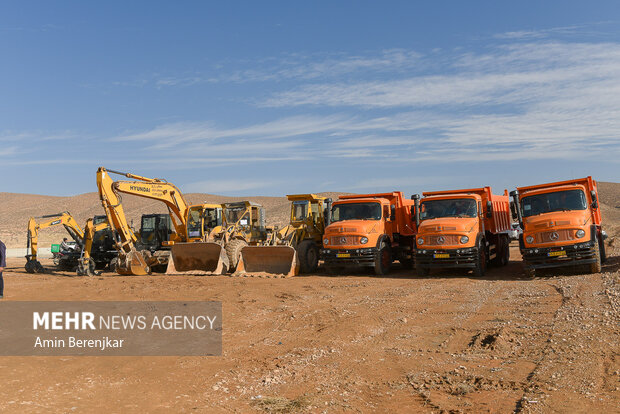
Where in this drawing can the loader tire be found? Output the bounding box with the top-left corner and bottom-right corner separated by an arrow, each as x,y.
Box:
226,239 -> 248,272
298,240 -> 319,274
590,238 -> 602,274
374,242 -> 392,276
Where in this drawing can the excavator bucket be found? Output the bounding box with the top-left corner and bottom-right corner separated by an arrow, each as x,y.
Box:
116,251 -> 150,276
166,242 -> 228,275
235,246 -> 299,277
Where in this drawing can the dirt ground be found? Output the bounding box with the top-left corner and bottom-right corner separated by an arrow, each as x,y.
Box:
0,243 -> 618,413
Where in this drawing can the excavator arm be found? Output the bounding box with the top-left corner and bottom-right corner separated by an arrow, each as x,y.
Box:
25,212 -> 84,273
96,167 -> 191,275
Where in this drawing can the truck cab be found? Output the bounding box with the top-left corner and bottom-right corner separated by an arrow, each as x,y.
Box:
511,177 -> 606,277
414,187 -> 511,277
320,192 -> 416,275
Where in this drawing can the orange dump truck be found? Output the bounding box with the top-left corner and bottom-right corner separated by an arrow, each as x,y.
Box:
510,176 -> 606,277
320,192 -> 416,275
413,187 -> 511,277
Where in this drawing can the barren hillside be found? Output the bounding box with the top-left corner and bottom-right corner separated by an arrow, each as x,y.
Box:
0,191 -> 350,249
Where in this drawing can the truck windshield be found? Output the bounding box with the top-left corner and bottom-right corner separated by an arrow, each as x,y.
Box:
420,198 -> 477,219
331,202 -> 381,222
521,189 -> 587,217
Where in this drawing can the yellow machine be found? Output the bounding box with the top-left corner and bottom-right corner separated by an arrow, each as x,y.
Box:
97,167 -> 190,275
76,217 -> 113,276
170,201 -> 269,274
167,203 -> 228,274
236,194 -> 331,277
25,212 -> 84,273
97,167 -> 226,276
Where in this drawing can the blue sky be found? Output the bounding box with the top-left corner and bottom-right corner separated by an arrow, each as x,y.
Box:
1,1 -> 620,197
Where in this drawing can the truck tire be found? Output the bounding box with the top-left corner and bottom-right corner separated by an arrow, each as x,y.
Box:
298,240 -> 319,274
416,266 -> 430,277
599,233 -> 607,264
374,242 -> 392,276
590,238 -> 602,274
473,241 -> 486,277
226,239 -> 248,272
524,266 -> 536,278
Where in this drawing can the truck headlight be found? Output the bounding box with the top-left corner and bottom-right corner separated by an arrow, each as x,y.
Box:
575,229 -> 585,238
323,238 -> 329,245
360,237 -> 368,244
526,235 -> 534,244
460,236 -> 469,244
417,237 -> 424,245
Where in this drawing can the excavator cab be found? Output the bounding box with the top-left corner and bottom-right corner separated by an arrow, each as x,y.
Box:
138,214 -> 173,252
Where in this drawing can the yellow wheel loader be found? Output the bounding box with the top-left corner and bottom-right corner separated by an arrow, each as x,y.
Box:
235,194 -> 331,277
25,212 -> 84,273
169,201 -> 269,274
166,203 -> 229,275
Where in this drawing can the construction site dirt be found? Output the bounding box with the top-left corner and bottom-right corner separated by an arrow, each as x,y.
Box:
0,242 -> 618,413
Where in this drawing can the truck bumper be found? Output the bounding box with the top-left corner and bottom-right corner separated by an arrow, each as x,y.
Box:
521,240 -> 597,270
415,247 -> 478,269
320,247 -> 378,267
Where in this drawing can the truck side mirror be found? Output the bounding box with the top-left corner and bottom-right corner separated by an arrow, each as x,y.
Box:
510,202 -> 518,221
390,205 -> 396,221
590,190 -> 598,209
486,201 -> 493,218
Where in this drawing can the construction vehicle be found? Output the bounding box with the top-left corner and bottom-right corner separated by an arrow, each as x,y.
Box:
320,192 -> 416,275
25,212 -> 84,273
167,203 -> 228,274
76,215 -> 117,276
413,187 -> 511,277
170,201 -> 269,274
97,167 -> 188,275
510,177 -> 606,277
235,194 -> 331,277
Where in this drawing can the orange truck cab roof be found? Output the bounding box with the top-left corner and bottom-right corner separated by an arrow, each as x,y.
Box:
421,187 -> 511,234
517,176 -> 601,226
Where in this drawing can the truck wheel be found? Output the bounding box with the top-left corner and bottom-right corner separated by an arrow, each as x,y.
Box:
473,242 -> 486,277
226,239 -> 248,272
599,234 -> 607,263
374,242 -> 392,276
298,240 -> 319,273
590,238 -> 602,274
502,236 -> 510,266
416,266 -> 430,277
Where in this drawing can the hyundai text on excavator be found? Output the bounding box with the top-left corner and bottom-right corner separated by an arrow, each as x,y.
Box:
320,192 -> 416,275
235,194 -> 331,277
510,176 -> 606,277
25,211 -> 84,273
413,187 -> 512,277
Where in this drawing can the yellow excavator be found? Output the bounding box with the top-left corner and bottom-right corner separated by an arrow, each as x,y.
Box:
169,201 -> 270,274
97,167 -> 226,275
25,212 -> 84,273
236,194 -> 331,277
76,216 -> 116,276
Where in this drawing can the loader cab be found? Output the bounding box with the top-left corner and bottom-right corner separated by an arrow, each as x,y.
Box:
139,214 -> 173,252
187,205 -> 223,239
223,202 -> 265,230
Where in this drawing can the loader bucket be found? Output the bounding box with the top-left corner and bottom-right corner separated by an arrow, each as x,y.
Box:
235,246 -> 299,277
167,242 -> 228,275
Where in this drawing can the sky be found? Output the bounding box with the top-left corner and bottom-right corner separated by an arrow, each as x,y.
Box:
1,1 -> 620,197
